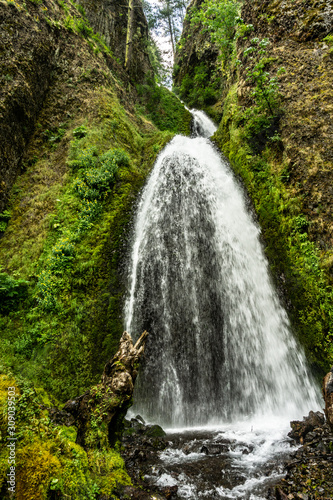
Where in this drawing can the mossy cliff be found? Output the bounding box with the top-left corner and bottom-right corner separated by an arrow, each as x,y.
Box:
175,0 -> 333,375
0,0 -> 190,497
173,0 -> 223,113
73,0 -> 153,83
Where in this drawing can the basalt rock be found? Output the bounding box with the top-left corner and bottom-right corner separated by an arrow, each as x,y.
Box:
74,0 -> 153,83
323,366 -> 333,430
120,417 -> 168,499
0,0 -> 152,213
275,383 -> 333,498
289,410 -> 325,443
173,0 -> 223,110
50,331 -> 148,449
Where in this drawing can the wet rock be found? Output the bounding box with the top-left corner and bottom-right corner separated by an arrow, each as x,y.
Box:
145,424 -> 167,439
275,488 -> 289,500
135,414 -> 146,425
121,419 -> 168,499
200,443 -> 229,455
119,485 -> 166,499
289,411 -> 325,443
275,402 -> 333,498
159,485 -> 178,499
323,366 -> 333,430
49,408 -> 75,427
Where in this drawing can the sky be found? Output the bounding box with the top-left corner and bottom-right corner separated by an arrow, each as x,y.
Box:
144,0 -> 187,74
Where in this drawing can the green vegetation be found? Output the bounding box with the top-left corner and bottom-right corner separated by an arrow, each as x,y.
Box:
136,79 -> 192,134
191,0 -> 240,65
174,0 -> 241,110
236,37 -> 285,153
179,0 -> 333,373
36,147 -> 129,311
0,52 -> 184,500
0,0 -> 193,497
0,268 -> 29,314
0,89 -> 176,398
177,62 -> 221,108
0,374 -> 131,500
0,210 -> 11,233
214,82 -> 333,373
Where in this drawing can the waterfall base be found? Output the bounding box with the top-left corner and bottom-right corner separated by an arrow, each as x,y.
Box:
121,419 -> 297,499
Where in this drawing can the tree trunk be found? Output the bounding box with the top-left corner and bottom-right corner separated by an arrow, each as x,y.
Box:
49,331 -> 149,449
125,0 -> 136,71
166,2 -> 176,56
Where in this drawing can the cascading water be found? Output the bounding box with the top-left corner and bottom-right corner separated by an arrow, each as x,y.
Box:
125,109 -> 320,428
124,110 -> 321,498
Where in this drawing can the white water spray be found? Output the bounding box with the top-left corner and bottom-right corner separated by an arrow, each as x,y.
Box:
124,110 -> 320,428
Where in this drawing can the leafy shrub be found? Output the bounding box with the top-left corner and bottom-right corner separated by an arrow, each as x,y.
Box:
36,148 -> 129,310
191,0 -> 240,63
75,18 -> 93,38
0,210 -> 11,233
73,125 -> 88,139
49,236 -> 75,273
36,270 -> 58,311
68,146 -> 99,172
292,215 -> 309,234
0,268 -> 29,314
42,127 -> 66,145
236,38 -> 285,153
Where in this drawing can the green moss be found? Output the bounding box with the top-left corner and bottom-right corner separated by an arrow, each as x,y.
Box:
176,62 -> 221,110
136,80 -> 192,135
0,79 -> 176,401
214,82 -> 333,375
0,374 -> 132,500
16,441 -> 61,500
88,449 -> 131,496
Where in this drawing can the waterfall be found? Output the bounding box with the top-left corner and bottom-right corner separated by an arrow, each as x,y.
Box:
124,110 -> 320,428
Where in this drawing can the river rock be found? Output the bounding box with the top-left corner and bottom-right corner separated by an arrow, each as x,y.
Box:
323,366 -> 333,430
288,410 -> 325,443
200,443 -> 229,455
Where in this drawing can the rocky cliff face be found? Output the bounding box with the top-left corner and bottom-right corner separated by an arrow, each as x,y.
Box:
175,0 -> 333,374
0,2 -> 190,497
173,0 -> 222,111
240,0 -> 333,250
0,0 -> 152,213
75,0 -> 153,82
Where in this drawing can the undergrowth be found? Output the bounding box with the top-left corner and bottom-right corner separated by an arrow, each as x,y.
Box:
214,82 -> 333,373
0,84 -> 175,401
0,373 -> 131,500
136,79 -> 192,134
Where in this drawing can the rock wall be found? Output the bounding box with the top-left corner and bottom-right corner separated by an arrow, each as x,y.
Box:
75,0 -> 153,83
240,0 -> 333,251
0,2 -> 58,212
0,0 -> 152,213
175,0 -> 333,373
174,0 -> 218,85
173,0 -> 223,113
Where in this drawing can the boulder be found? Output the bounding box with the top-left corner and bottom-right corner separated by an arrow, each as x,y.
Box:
289,411 -> 325,443
323,366 -> 333,430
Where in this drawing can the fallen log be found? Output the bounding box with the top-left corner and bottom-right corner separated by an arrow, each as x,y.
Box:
49,331 -> 148,449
